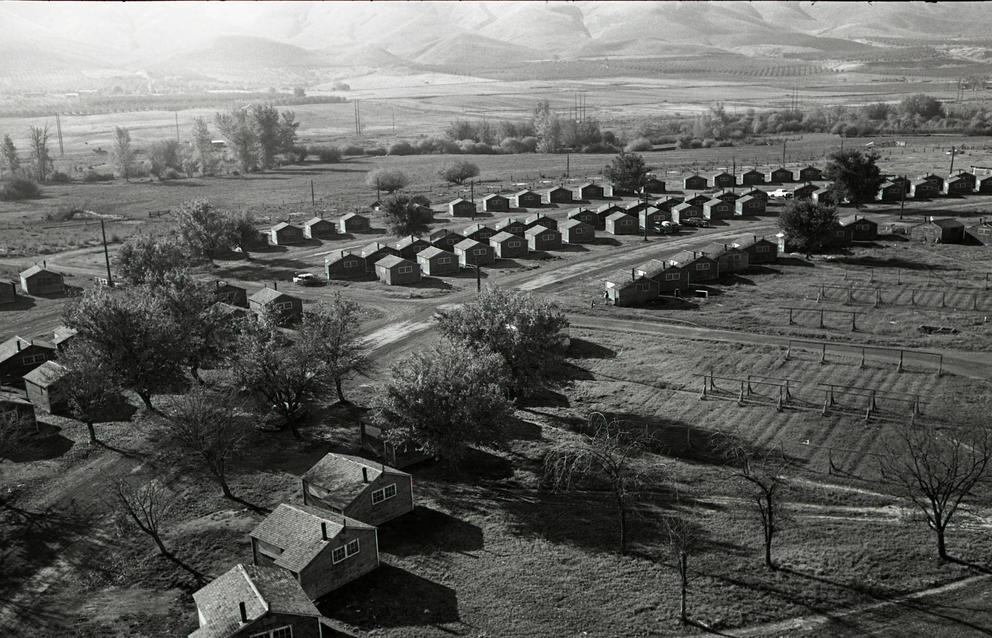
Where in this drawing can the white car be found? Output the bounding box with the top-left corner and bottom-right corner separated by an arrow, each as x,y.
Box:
769,188 -> 793,199
292,273 -> 319,286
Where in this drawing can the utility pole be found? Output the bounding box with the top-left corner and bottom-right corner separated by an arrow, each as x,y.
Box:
311,180 -> 315,209
782,140 -> 787,167
175,111 -> 180,142
949,145 -> 956,175
55,113 -> 64,157
375,177 -> 380,204
392,107 -> 395,135
475,264 -> 481,293
565,152 -> 570,178
899,175 -> 906,220
100,219 -> 113,286
641,187 -> 649,242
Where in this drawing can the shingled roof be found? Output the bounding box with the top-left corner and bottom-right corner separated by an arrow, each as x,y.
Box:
23,360 -> 65,387
303,453 -> 408,509
249,287 -> 288,305
190,563 -> 319,638
250,503 -> 373,573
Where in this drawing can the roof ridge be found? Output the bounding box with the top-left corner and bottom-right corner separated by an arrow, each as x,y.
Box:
238,564 -> 268,617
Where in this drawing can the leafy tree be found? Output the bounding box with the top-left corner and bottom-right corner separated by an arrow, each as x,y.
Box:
163,388 -> 250,499
28,124 -> 53,183
1,134 -> 20,178
229,210 -> 260,260
533,100 -> 561,153
365,168 -> 409,194
174,199 -> 237,262
190,117 -> 216,176
604,151 -> 648,194
0,177 -> 41,201
382,194 -> 433,238
251,104 -> 281,170
148,139 -> 182,180
435,287 -> 569,398
113,235 -> 187,286
277,110 -> 299,157
778,200 -> 838,255
822,148 -> 883,208
899,94 -> 944,120
880,422 -> 991,561
154,270 -> 232,382
308,145 -> 341,163
215,108 -> 257,173
371,341 -> 510,466
0,410 -> 31,462
112,126 -> 135,181
114,478 -> 204,583
544,414 -> 653,554
63,286 -> 185,410
446,119 -> 476,141
58,341 -> 121,444
297,295 -> 373,403
440,160 -> 480,185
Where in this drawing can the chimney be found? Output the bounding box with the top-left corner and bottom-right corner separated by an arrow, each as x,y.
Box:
16,340 -> 21,352
362,467 -> 369,483
239,602 -> 247,623
43,260 -> 46,269
753,235 -> 757,243
321,522 -> 328,540
273,281 -> 278,291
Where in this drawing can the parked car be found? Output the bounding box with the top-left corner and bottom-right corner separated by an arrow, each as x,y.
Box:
681,218 -> 710,228
769,188 -> 792,199
293,272 -> 320,286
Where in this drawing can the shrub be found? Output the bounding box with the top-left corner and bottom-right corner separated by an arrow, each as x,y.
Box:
83,170 -> 114,183
366,168 -> 409,193
364,147 -> 387,157
308,145 -> 342,163
440,160 -> 480,185
624,137 -> 653,152
49,171 -> 72,184
0,177 -> 41,201
163,167 -> 181,180
388,141 -> 416,156
341,144 -> 364,156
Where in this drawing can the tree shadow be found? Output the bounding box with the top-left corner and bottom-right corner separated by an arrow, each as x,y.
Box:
490,259 -> 526,270
447,268 -> 490,280
377,505 -> 484,557
776,256 -> 815,267
557,243 -> 590,253
835,255 -> 959,271
721,273 -> 757,286
3,428 -> 75,462
567,338 -> 617,359
503,415 -> 542,441
248,243 -> 289,254
316,564 -> 460,629
520,251 -> 553,261
0,296 -> 35,312
406,277 -> 453,291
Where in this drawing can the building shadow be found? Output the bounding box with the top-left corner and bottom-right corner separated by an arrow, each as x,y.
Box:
317,564 -> 459,629
377,505 -> 484,557
556,244 -> 590,253
589,237 -> 621,246
566,338 -> 617,360
406,277 -> 453,291
503,415 -> 542,441
0,296 -> 35,312
776,256 -> 815,267
3,427 -> 75,462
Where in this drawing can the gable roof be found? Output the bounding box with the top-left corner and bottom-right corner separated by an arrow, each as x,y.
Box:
702,243 -> 741,256
271,222 -> 294,232
20,265 -> 58,279
417,246 -> 452,260
304,452 -> 408,508
931,218 -> 964,229
0,336 -> 52,364
495,217 -> 523,229
670,250 -> 712,265
490,231 -> 517,243
513,189 -> 537,197
635,258 -> 670,279
361,242 -> 392,256
340,212 -> 368,221
325,250 -> 362,266
51,325 -> 78,346
448,198 -> 469,206
395,236 -> 428,250
190,563 -> 319,638
462,223 -> 489,234
596,203 -> 622,213
703,198 -> 730,208
249,287 -> 293,305
454,238 -> 485,251
250,503 -> 373,573
23,360 -> 66,387
561,218 -> 590,230
566,207 -> 593,218
525,225 -> 558,237
429,228 -> 463,241
606,211 -> 633,222
732,235 -> 774,249
305,217 -> 333,227
375,254 -> 411,269
672,202 -> 699,211
482,192 -> 508,201
839,215 -> 877,227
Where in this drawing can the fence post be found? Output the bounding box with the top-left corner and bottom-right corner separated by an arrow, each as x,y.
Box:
897,350 -> 904,373
820,309 -> 825,329
874,289 -> 881,308
911,289 -> 917,306
828,386 -> 835,406
860,347 -> 866,368
847,286 -> 853,304
788,308 -> 795,325
941,291 -> 947,308
738,380 -> 746,406
820,342 -> 827,364
851,312 -> 857,332
700,375 -> 708,400
746,374 -> 753,395
822,390 -> 830,415
936,354 -> 943,377
785,341 -> 792,361
974,294 -> 979,311
776,386 -> 784,412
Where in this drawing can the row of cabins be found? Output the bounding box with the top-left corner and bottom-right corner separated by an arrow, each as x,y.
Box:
452,182 -> 620,216
683,166 -> 824,190
269,212 -> 380,245
191,452 -> 417,638
876,171 -> 992,202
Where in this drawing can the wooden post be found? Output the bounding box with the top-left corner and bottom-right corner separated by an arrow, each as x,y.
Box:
700,375 -> 708,400
475,264 -> 481,293
897,350 -> 904,373
936,354 -> 943,377
820,342 -> 827,364
819,309 -> 825,329
859,346 -> 866,369
746,374 -> 752,395
738,380 -> 746,405
784,341 -> 792,361
822,391 -> 830,416
828,386 -> 835,406
911,289 -> 916,306
851,311 -> 857,332
784,379 -> 792,401
941,291 -> 947,308
874,289 -> 881,308
869,268 -> 874,283
788,308 -> 794,325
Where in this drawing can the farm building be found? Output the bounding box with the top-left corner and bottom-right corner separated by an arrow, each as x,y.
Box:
683,174 -> 707,190
523,213 -> 557,231
644,177 -> 666,193
0,280 -> 16,305
684,194 -> 711,208
249,288 -> 302,324
417,246 -> 459,276
338,212 -> 370,234
914,217 -> 966,244
360,242 -> 400,271
708,171 -> 736,189
212,281 -> 248,308
606,212 -> 639,235
448,198 -> 477,217
394,236 -> 432,260
269,222 -> 304,245
375,255 -> 422,286
526,226 -> 562,251
0,336 -> 56,387
715,191 -> 739,204
824,225 -> 854,248
325,251 -> 367,280
839,215 -> 879,241
735,194 -> 766,216
0,390 -> 37,434
668,251 -> 719,283
250,503 -> 379,601
733,236 -> 778,264
640,207 -> 671,231
481,193 -> 510,213
454,238 -> 495,267
19,265 -> 64,296
636,259 -> 689,292
604,272 -> 660,307
51,326 -> 78,352
494,217 -> 527,237
188,563 -> 322,638
920,173 -> 945,186
572,182 -> 607,200
490,231 -> 528,259
511,189 -> 542,209
302,452 -> 414,526
653,196 -> 684,212
793,184 -> 819,200
567,207 -> 599,228
360,420 -> 434,469
623,200 -> 652,217
740,169 -> 765,186
943,174 -> 974,195
798,166 -> 823,182
542,185 -> 573,204
976,175 -> 992,193
671,202 -> 703,224
561,219 -> 595,244
741,188 -> 768,202
767,167 -> 795,183
463,223 -> 495,243
910,178 -> 940,199
702,198 -> 734,221
876,181 -> 905,202
23,360 -> 67,414
702,243 -> 749,274
810,189 -> 837,206
302,217 -> 336,239
429,229 -> 465,251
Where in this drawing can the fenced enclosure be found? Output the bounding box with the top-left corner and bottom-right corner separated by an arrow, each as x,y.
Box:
808,282 -> 991,312
784,339 -> 943,375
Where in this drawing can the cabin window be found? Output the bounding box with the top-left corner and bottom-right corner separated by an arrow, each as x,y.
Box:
543,234 -> 555,240
474,248 -> 487,255
251,626 -> 293,638
437,257 -> 451,264
696,263 -> 711,270
372,483 -> 397,505
634,283 -> 649,292
21,353 -> 47,366
835,230 -> 845,237
331,540 -> 359,564
665,273 -> 681,281
398,266 -> 413,274
273,301 -> 293,312
346,539 -> 360,557
756,245 -> 769,252
508,241 -> 520,248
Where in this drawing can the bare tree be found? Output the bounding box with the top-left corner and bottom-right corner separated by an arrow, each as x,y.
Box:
59,342 -> 121,444
163,389 -> 250,499
114,478 -> 204,583
28,124 -> 52,183
663,505 -> 699,625
880,423 -> 991,561
301,295 -> 374,403
112,126 -> 135,181
544,414 -> 652,554
719,437 -> 791,570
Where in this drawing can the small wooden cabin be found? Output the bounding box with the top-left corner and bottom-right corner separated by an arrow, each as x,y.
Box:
417,246 -> 459,276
